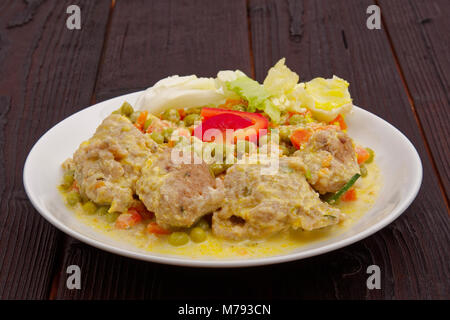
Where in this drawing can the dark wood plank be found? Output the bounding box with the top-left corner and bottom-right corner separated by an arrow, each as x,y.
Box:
249,0 -> 449,299
53,0 -> 449,300
378,0 -> 450,199
0,0 -> 110,299
54,0 -> 255,299
94,0 -> 252,102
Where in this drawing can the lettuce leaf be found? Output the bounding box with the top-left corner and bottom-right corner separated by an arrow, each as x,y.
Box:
226,76 -> 280,122
263,58 -> 299,97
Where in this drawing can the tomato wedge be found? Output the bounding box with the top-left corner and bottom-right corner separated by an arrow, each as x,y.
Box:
194,108 -> 268,143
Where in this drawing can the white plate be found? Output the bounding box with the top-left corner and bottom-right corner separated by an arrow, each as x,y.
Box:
23,91 -> 422,267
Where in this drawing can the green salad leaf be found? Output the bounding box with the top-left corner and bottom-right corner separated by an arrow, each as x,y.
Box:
226,76 -> 280,123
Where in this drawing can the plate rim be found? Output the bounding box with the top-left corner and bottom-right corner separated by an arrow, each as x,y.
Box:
23,91 -> 423,268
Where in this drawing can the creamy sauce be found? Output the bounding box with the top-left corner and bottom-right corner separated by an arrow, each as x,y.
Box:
63,161 -> 381,259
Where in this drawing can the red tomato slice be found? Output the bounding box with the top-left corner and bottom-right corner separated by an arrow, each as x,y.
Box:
195,108 -> 268,143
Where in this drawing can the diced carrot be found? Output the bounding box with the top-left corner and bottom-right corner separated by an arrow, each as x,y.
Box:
129,202 -> 154,220
239,248 -> 248,255
94,181 -> 105,189
71,181 -> 79,192
342,188 -> 357,202
178,109 -> 186,120
330,114 -> 347,130
115,209 -> 142,229
322,155 -> 333,167
290,128 -> 312,149
147,222 -> 171,235
134,111 -> 148,131
356,146 -> 370,164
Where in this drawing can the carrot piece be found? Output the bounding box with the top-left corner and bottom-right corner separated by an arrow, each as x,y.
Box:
115,209 -> 142,229
147,222 -> 171,235
94,181 -> 105,189
178,109 -> 186,120
330,114 -> 347,130
356,146 -> 370,164
129,202 -> 154,220
290,128 -> 312,149
134,111 -> 148,131
70,181 -> 79,192
342,188 -> 357,202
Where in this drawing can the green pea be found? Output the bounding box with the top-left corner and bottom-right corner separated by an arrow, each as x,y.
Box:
185,107 -> 202,115
162,109 -> 180,123
196,219 -> 210,231
66,191 -> 81,206
105,212 -> 120,223
82,201 -> 97,215
62,171 -> 74,189
143,118 -> 153,131
162,127 -> 174,142
120,102 -> 134,117
96,206 -> 109,216
183,114 -> 201,127
150,131 -> 164,144
365,148 -> 375,164
190,227 -> 207,243
129,111 -> 141,123
236,140 -> 252,155
289,114 -> 306,125
232,104 -> 246,112
279,126 -> 291,142
279,144 -> 290,155
168,232 -> 189,246
360,165 -> 368,177
305,169 -> 312,180
210,163 -> 226,176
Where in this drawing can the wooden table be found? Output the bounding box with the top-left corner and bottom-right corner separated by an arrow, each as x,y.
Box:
0,0 -> 448,300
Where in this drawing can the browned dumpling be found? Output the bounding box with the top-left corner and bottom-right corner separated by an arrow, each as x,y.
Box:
71,114 -> 157,213
295,128 -> 360,194
136,149 -> 224,229
212,158 -> 343,240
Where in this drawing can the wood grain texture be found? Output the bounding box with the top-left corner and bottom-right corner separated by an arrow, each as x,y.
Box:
378,0 -> 450,199
94,0 -> 252,102
0,0 -> 110,299
19,0 -> 448,300
54,0 -> 254,299
249,0 -> 449,299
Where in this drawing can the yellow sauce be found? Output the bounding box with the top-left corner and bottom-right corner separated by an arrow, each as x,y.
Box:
63,162 -> 381,259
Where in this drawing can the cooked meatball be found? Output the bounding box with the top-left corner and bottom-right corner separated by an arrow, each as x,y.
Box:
212,158 -> 342,240
136,149 -> 224,229
71,114 -> 157,212
295,128 -> 360,194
